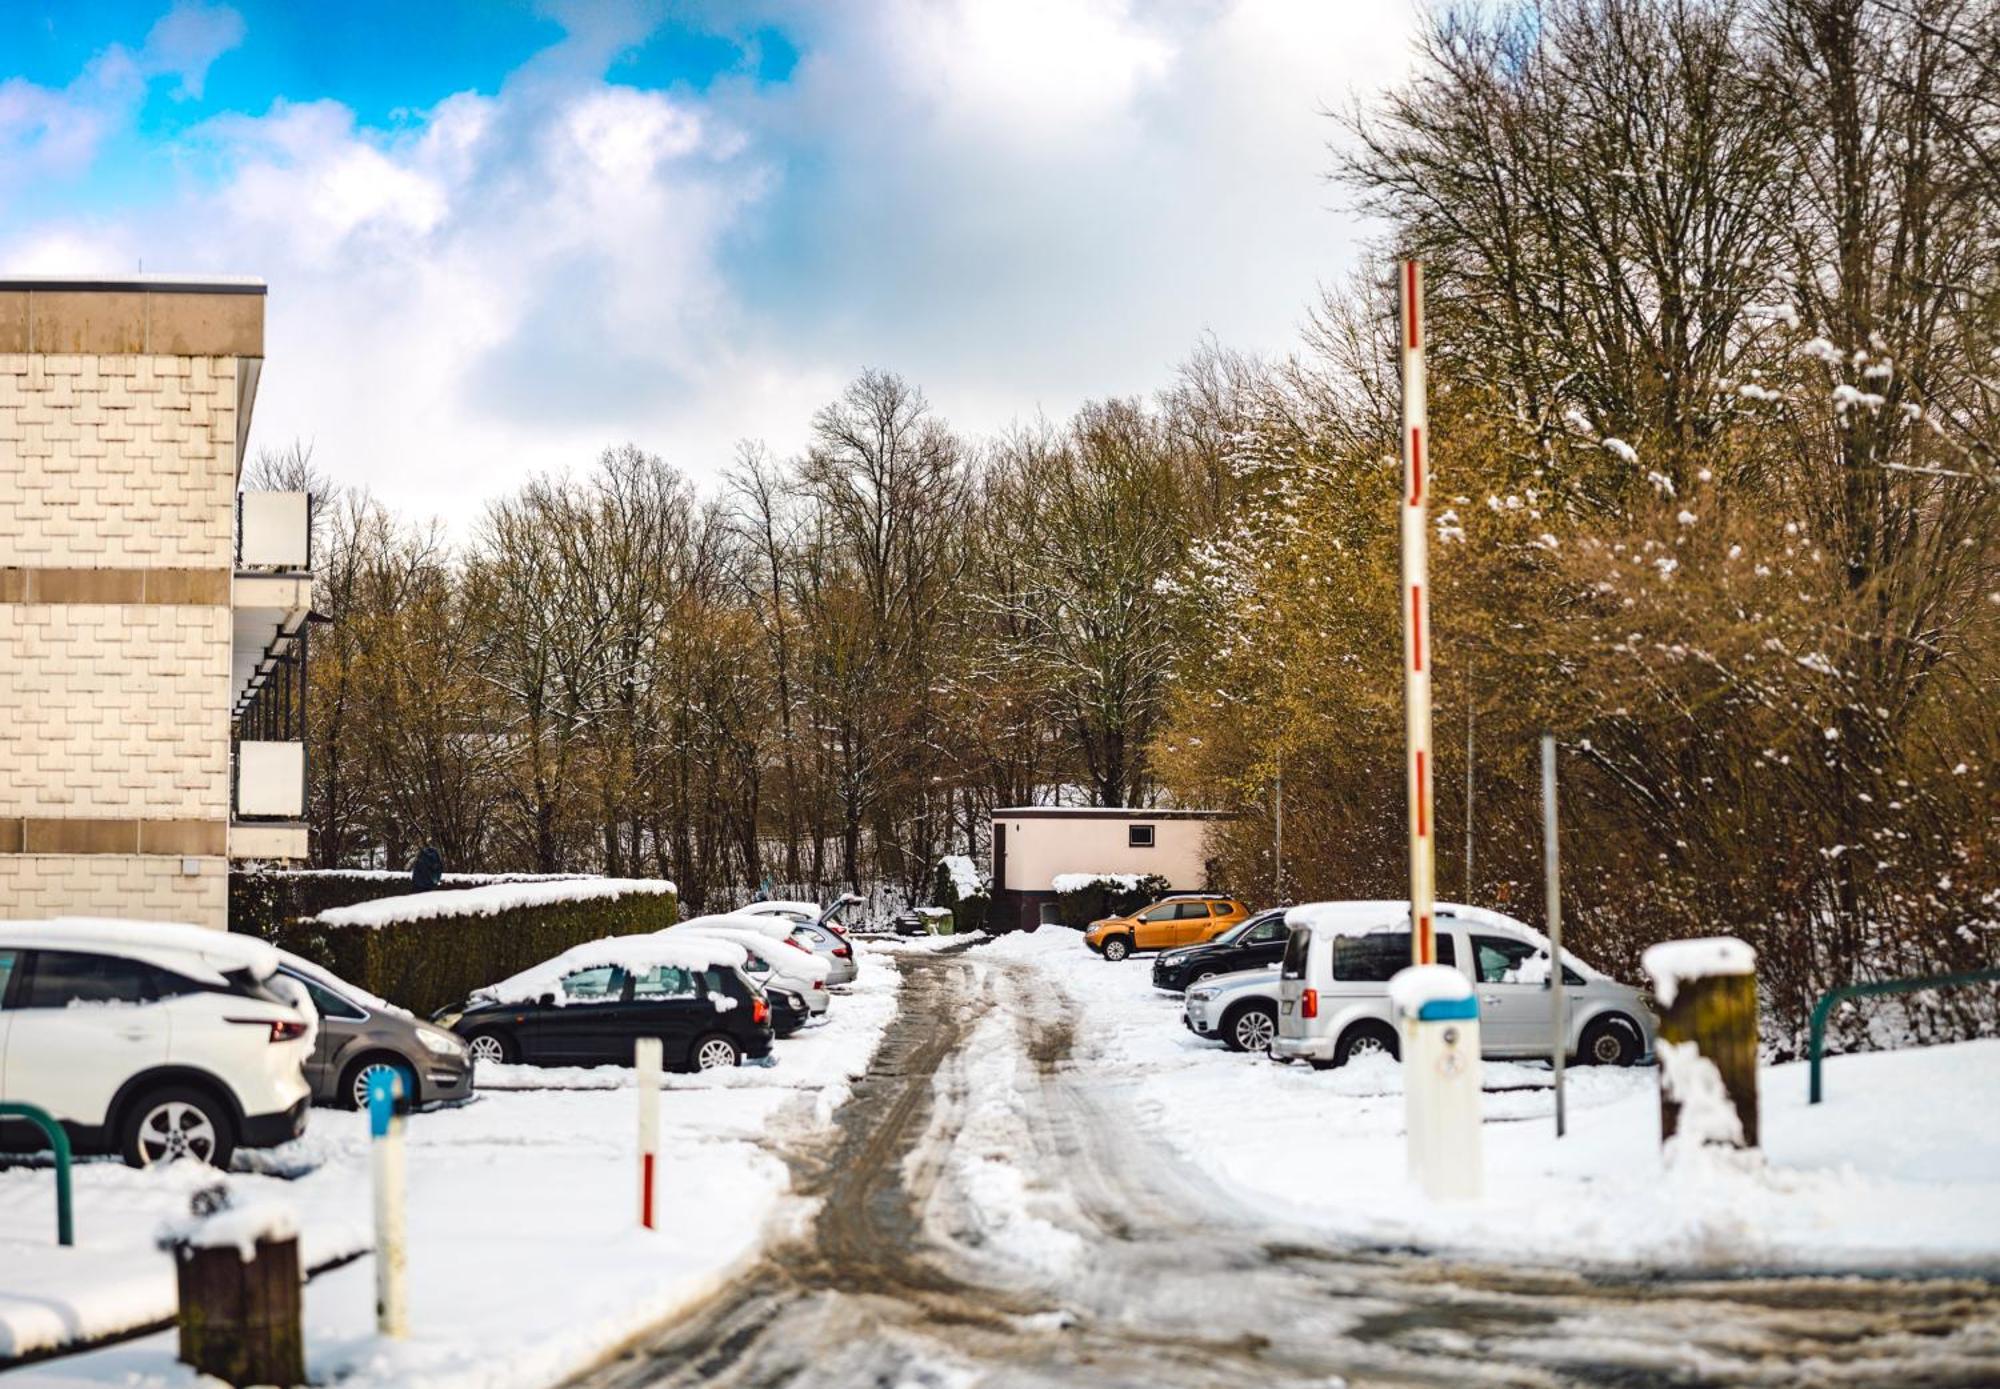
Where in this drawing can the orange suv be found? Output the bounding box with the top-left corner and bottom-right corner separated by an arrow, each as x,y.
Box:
1084,895 -> 1250,962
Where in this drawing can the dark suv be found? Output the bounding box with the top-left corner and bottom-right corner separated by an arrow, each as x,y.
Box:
1151,908 -> 1292,992
440,961 -> 774,1072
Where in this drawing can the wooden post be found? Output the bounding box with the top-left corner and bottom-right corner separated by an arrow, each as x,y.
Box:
1642,938 -> 1759,1150
174,1236 -> 305,1387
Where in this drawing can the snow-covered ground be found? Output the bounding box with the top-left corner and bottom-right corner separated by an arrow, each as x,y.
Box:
0,947 -> 904,1385
985,927 -> 2000,1273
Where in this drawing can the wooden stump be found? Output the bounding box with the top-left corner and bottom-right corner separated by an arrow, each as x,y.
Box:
1658,970 -> 1759,1149
175,1235 -> 305,1387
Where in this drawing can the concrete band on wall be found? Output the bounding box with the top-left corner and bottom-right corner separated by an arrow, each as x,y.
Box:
0,285 -> 264,359
0,818 -> 227,855
0,567 -> 231,604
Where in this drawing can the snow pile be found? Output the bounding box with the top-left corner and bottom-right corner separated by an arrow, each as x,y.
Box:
1051,872 -> 1146,894
940,854 -> 985,899
317,878 -> 676,929
158,1195 -> 300,1262
1387,964 -> 1473,1015
1642,936 -> 1756,1006
251,869 -> 590,884
475,932 -> 747,1006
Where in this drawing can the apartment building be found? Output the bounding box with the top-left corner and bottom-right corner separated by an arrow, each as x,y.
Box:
0,276 -> 313,929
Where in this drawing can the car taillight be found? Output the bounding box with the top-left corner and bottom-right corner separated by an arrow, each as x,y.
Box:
812,980 -> 826,991
827,923 -> 850,937
1301,989 -> 1319,1019
833,945 -> 852,958
751,998 -> 769,1025
228,1017 -> 309,1042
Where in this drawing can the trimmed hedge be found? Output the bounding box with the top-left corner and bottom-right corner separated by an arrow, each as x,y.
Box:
1052,873 -> 1172,929
255,883 -> 678,1018
932,857 -> 990,935
230,867 -> 588,937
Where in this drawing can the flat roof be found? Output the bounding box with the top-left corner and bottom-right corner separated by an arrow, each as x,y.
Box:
0,274 -> 265,295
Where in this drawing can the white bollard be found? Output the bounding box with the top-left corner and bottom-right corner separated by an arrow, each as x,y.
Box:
366,1069 -> 407,1338
635,1037 -> 662,1230
1391,965 -> 1484,1202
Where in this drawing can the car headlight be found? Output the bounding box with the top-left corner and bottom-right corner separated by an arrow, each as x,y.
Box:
1162,953 -> 1186,966
1188,987 -> 1217,1003
415,1026 -> 466,1056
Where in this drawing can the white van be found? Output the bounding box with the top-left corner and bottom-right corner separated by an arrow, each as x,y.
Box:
1271,901 -> 1655,1069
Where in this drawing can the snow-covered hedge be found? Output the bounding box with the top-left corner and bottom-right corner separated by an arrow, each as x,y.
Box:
933,854 -> 989,935
1051,872 -> 1171,928
229,866 -> 592,935
268,879 -> 679,1018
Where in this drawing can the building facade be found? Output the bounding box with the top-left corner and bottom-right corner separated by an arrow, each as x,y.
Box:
0,277 -> 312,929
987,806 -> 1227,932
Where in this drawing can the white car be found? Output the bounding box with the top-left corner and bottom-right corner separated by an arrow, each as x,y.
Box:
1272,901 -> 1657,1069
1183,967 -> 1283,1052
740,898 -> 861,986
0,919 -> 314,1168
669,914 -> 832,1019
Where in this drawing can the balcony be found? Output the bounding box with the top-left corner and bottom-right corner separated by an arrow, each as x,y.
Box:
231,490 -> 316,861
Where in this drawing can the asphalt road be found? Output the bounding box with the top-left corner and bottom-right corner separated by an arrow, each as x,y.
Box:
570,944 -> 2000,1389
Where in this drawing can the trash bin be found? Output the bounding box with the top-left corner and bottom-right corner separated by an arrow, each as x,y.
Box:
1388,964 -> 1484,1202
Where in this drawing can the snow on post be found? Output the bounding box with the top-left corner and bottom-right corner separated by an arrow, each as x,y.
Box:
1399,257 -> 1438,969
159,1187 -> 304,1385
1642,937 -> 1759,1152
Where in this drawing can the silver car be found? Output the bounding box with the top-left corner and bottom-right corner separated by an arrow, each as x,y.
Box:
277,952 -> 474,1110
1183,967 -> 1283,1052
1271,901 -> 1657,1069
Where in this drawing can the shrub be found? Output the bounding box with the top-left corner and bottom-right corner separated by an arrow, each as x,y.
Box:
1051,873 -> 1172,929
230,867 -> 589,936
260,880 -> 678,1018
933,855 -> 990,935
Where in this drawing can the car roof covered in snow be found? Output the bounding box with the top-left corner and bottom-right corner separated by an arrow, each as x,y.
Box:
670,921 -> 832,981
738,900 -> 822,919
0,917 -> 281,984
475,932 -> 750,1005
1282,901 -> 1611,982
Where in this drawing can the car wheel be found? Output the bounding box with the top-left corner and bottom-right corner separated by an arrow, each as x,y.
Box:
1578,1015 -> 1642,1066
344,1056 -> 417,1112
120,1086 -> 234,1169
1102,937 -> 1132,963
1223,1003 -> 1278,1054
465,1031 -> 514,1065
692,1033 -> 742,1071
1334,1021 -> 1401,1067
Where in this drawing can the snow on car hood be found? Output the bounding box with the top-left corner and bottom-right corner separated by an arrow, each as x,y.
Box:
474,933 -> 749,1006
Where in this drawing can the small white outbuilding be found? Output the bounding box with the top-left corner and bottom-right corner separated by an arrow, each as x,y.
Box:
988,806 -> 1228,932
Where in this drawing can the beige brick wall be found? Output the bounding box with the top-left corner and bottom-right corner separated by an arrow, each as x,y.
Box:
0,352 -> 240,568
0,603 -> 231,817
0,854 -> 226,928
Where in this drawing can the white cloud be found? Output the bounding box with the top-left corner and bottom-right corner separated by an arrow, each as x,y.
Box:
0,0 -> 1415,526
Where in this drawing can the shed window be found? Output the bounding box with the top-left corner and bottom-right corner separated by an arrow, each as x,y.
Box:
1128,824 -> 1156,847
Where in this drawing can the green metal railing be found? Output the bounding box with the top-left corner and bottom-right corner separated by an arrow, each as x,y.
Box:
1809,967 -> 2000,1104
0,1102 -> 74,1245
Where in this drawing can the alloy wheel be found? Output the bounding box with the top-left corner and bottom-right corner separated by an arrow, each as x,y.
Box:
696,1038 -> 738,1071
1104,940 -> 1129,962
1592,1028 -> 1630,1064
1234,1010 -> 1276,1051
137,1100 -> 218,1167
352,1061 -> 409,1109
468,1034 -> 507,1064
1348,1035 -> 1388,1059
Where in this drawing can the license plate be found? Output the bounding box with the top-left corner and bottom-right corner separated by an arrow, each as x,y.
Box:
1282,1001 -> 1294,1014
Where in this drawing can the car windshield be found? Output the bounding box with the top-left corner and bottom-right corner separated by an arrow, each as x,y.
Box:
1210,914 -> 1269,946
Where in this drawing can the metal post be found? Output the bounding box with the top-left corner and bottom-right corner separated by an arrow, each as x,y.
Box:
367,1070 -> 408,1338
1464,662 -> 1475,902
1542,734 -> 1566,1138
636,1037 -> 662,1229
1400,258 -> 1436,967
1273,748 -> 1284,902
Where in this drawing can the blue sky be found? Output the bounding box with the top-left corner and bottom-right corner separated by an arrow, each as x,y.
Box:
1,1 -> 1412,521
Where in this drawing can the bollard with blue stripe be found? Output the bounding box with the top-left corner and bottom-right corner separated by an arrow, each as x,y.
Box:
367,1068 -> 408,1337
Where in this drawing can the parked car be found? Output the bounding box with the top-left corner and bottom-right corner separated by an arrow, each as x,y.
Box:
767,985 -> 811,1038
1271,901 -> 1657,1069
275,951 -> 472,1112
437,934 -> 774,1072
1152,907 -> 1292,992
1183,967 -> 1283,1052
0,919 -> 313,1168
1083,894 -> 1251,962
670,914 -> 831,1019
739,898 -> 862,985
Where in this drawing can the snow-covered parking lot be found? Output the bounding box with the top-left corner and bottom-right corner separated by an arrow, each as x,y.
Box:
984,927 -> 2000,1274
0,943 -> 915,1387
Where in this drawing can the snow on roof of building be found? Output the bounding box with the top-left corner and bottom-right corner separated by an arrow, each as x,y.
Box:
0,918 -> 280,983
476,932 -> 748,1006
318,878 -> 676,929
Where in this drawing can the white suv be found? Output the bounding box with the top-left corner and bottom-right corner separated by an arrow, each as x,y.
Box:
0,919 -> 314,1168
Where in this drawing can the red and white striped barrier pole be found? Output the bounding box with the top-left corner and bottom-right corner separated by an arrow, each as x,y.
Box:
635,1037 -> 661,1230
1400,258 -> 1437,969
